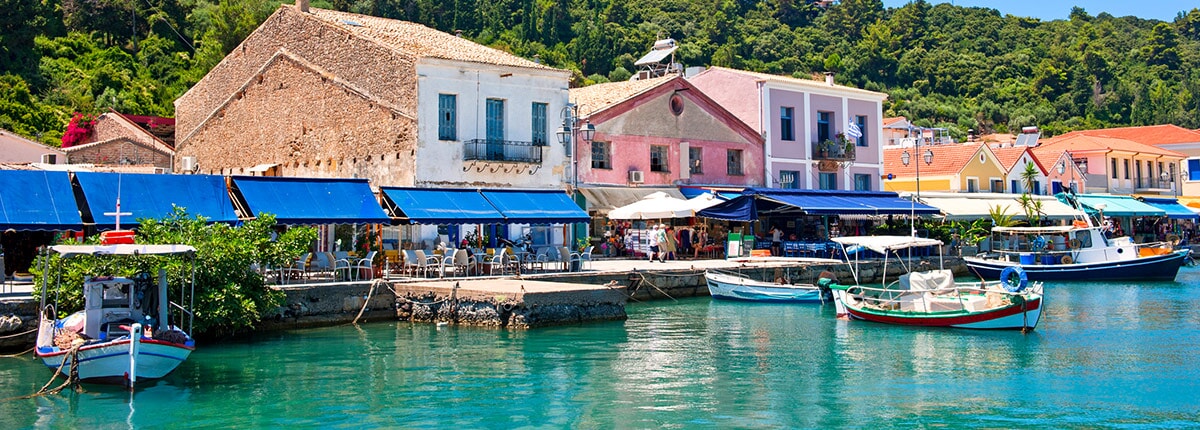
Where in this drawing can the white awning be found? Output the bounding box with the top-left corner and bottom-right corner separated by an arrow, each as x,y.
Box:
832,235 -> 944,254
579,187 -> 685,213
909,192 -> 1084,220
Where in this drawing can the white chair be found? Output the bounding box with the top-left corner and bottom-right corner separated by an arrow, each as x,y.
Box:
579,246 -> 594,270
451,249 -> 476,277
414,250 -> 440,278
352,251 -> 378,280
402,250 -> 420,276
559,246 -> 581,272
486,253 -> 509,276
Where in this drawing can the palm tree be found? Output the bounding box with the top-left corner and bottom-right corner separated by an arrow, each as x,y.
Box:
1018,161 -> 1042,225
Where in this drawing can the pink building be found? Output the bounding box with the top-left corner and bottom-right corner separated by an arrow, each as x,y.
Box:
688,67 -> 888,191
569,75 -> 763,217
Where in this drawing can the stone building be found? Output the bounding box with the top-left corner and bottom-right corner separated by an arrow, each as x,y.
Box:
63,111 -> 174,170
174,1 -> 572,189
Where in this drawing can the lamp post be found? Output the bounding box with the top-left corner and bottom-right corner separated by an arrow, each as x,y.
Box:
557,104 -> 595,247
902,127 -> 934,237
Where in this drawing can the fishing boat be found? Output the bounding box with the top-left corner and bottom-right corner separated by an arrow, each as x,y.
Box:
35,243 -> 198,386
963,219 -> 1189,282
705,270 -> 830,303
824,236 -> 1043,330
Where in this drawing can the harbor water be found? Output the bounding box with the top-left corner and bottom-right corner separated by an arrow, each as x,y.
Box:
2,268 -> 1199,428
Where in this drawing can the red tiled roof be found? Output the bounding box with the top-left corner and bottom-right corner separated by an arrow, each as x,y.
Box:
883,143 -> 990,178
1051,124 -> 1200,146
1038,134 -> 1186,158
569,75 -> 674,116
882,117 -> 905,126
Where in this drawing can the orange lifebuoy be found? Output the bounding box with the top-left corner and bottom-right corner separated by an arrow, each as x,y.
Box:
1060,255 -> 1074,264
1069,239 -> 1082,249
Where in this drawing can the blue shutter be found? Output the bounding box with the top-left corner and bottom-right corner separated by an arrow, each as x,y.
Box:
486,99 -> 504,160
856,115 -> 868,147
531,103 -> 547,146
438,94 -> 456,141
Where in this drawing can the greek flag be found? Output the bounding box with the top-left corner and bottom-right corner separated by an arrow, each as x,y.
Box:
846,121 -> 863,139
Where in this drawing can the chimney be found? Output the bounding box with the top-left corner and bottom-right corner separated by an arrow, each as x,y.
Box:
824,72 -> 835,86
455,30 -> 463,38
297,0 -> 309,13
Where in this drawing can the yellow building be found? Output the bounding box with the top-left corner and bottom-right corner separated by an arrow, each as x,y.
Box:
882,143 -> 1007,193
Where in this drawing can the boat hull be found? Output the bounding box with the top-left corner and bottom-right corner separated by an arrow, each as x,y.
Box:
965,250 -> 1188,282
833,290 -> 1042,330
36,338 -> 193,383
705,271 -> 827,303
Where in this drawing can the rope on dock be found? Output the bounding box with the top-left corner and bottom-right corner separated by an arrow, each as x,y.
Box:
635,272 -> 678,302
351,279 -> 387,325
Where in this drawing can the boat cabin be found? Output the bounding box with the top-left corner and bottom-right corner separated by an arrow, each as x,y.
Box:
81,272 -> 168,341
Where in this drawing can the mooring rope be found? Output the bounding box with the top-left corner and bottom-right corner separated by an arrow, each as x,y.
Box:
0,347 -> 33,358
635,273 -> 678,302
0,328 -> 37,340
351,279 -> 386,325
10,342 -> 82,400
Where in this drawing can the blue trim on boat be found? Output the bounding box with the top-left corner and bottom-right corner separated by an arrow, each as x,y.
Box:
967,250 -> 1188,282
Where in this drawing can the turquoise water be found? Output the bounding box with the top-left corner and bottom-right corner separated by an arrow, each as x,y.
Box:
3,268 -> 1200,428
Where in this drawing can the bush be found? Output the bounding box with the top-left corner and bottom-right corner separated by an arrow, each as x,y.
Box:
32,208 -> 316,337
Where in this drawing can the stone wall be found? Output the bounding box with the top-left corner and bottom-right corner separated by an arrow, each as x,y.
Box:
176,53 -> 418,186
66,138 -> 173,168
257,282 -> 398,331
175,5 -> 418,142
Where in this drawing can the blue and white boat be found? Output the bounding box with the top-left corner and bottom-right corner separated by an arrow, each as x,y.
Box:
964,222 -> 1189,282
705,270 -> 830,303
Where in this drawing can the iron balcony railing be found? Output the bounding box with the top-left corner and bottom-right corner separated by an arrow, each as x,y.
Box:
463,139 -> 544,164
812,141 -> 856,161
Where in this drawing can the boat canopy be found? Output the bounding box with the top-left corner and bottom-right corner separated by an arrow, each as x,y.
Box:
831,235 -> 943,254
990,225 -> 1078,234
50,244 -> 196,258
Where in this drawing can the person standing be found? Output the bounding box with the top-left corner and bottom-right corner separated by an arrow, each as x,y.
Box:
678,227 -> 692,260
770,226 -> 783,256
647,224 -> 661,263
655,224 -> 669,263
663,226 -> 678,261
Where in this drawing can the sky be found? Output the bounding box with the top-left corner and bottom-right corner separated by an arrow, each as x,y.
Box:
880,1 -> 1195,22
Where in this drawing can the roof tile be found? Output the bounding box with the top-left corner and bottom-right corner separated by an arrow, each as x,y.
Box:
883,143 -> 988,178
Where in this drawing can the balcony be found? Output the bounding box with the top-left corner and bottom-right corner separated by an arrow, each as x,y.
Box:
463,139 -> 544,164
812,139 -> 856,162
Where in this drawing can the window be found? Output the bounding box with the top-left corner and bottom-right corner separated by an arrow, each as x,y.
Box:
818,172 -> 836,190
531,102 -> 547,145
438,94 -> 456,140
1111,158 -> 1118,179
650,145 -> 669,172
780,107 -> 795,141
485,99 -> 505,160
1123,159 -> 1130,179
780,170 -> 798,188
1032,180 -> 1041,195
591,141 -> 611,169
967,178 -> 979,192
689,147 -> 703,174
855,115 -> 868,147
1189,159 -> 1200,181
817,111 -> 831,143
727,149 -> 743,176
854,174 -> 871,191
990,179 -> 1004,192
1011,180 -> 1021,194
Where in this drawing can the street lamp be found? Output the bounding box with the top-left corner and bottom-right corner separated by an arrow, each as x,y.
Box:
556,105 -> 596,192
902,126 -> 934,237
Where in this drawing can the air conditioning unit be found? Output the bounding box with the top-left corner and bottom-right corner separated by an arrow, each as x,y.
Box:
628,170 -> 645,184
40,153 -> 57,164
180,156 -> 198,173
153,167 -> 166,174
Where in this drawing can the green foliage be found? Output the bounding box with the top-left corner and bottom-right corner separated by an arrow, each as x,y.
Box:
31,209 -> 316,337
989,204 -> 1018,228
2,0 -> 1200,142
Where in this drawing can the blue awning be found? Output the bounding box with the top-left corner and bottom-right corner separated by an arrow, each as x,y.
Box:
679,186 -> 741,200
0,170 -> 82,231
1065,194 -> 1166,217
480,189 -> 589,224
380,187 -> 506,224
74,172 -> 238,230
231,176 -> 389,225
697,188 -> 939,221
1139,197 -> 1197,220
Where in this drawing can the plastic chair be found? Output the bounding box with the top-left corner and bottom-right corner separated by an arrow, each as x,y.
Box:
486,253 -> 509,275
414,250 -> 440,278
352,251 -> 378,280
579,246 -> 594,270
451,249 -> 475,277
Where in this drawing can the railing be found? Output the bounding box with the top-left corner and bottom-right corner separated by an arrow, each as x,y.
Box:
812,141 -> 856,161
464,139 -> 544,164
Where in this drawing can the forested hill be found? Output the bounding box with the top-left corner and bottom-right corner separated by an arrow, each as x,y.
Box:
2,0 -> 1199,146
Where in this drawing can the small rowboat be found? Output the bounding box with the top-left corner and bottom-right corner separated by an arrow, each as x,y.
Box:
705,270 -> 830,303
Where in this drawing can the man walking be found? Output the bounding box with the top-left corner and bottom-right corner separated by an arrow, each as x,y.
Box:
647,224 -> 660,263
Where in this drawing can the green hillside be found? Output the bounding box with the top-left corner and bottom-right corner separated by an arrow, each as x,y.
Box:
2,0 -> 1198,146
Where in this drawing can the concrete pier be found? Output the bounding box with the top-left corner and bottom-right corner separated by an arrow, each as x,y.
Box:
393,279 -> 628,328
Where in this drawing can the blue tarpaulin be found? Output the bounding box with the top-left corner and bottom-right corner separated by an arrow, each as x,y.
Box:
74,172 -> 238,230
381,188 -> 506,224
697,188 -> 940,221
1065,194 -> 1166,217
231,176 -> 389,225
1138,197 -> 1197,220
480,189 -> 589,224
0,170 -> 82,231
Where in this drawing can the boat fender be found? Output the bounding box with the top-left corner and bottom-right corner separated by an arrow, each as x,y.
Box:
502,302 -> 515,312
1000,266 -> 1028,293
1069,239 -> 1082,249
1060,255 -> 1074,264
1167,234 -> 1181,244
1031,236 -> 1047,251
